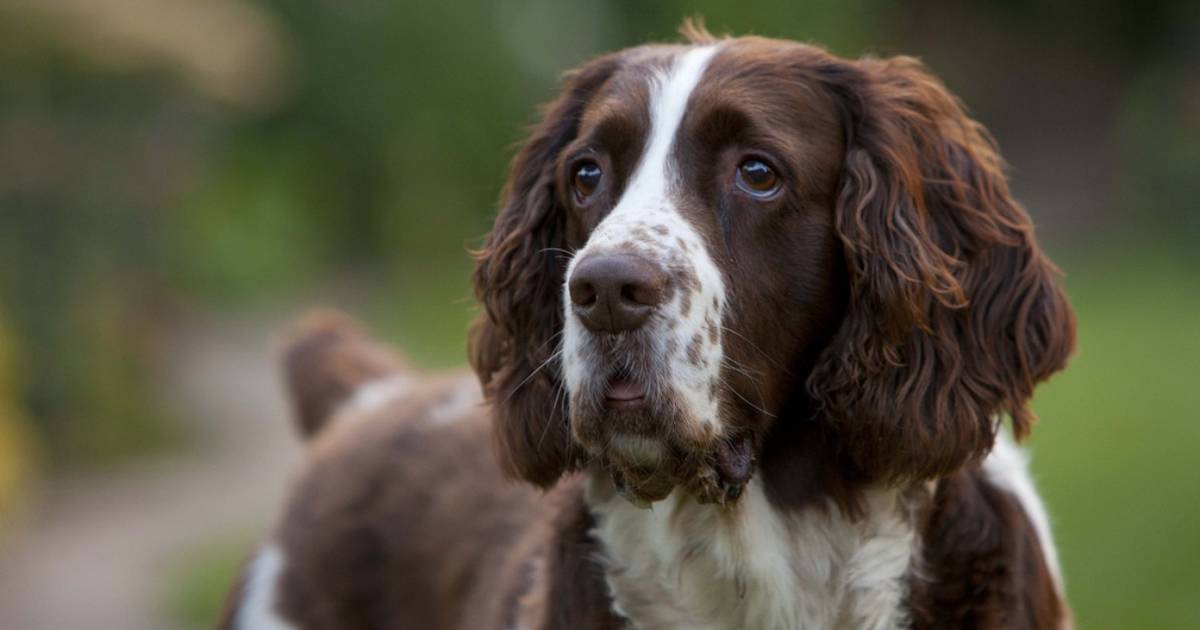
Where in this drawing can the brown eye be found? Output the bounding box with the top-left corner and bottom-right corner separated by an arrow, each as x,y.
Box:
736,159 -> 780,197
573,161 -> 602,201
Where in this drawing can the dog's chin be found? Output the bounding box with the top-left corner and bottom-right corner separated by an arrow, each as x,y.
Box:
568,361 -> 757,508
607,462 -> 678,507
599,437 -> 755,509
574,404 -> 757,509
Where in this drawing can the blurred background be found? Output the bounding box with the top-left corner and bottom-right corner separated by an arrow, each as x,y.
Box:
0,1 -> 1196,628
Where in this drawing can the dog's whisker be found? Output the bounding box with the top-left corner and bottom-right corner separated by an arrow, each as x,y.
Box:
718,375 -> 776,418
720,356 -> 772,409
538,247 -> 576,256
506,347 -> 563,402
533,329 -> 565,355
720,356 -> 765,383
720,325 -> 786,371
536,379 -> 570,455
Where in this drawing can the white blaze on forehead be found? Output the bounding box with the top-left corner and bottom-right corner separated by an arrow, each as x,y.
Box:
626,45 -> 719,207
563,44 -> 728,435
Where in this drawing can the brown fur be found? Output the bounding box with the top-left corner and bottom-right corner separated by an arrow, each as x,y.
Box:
281,310 -> 410,438
221,313 -> 624,629
804,54 -> 1076,483
910,470 -> 1069,629
469,52 -> 626,486
223,27 -> 1074,630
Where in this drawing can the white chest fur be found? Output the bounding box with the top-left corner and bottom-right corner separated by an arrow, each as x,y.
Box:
587,477 -> 918,630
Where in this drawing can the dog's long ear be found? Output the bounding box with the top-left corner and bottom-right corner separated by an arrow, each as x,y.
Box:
469,55 -> 620,487
808,55 -> 1076,483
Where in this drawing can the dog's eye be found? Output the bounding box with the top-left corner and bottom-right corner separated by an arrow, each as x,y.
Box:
735,159 -> 780,198
573,161 -> 603,201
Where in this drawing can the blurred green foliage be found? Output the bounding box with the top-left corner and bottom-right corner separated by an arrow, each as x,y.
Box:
164,530 -> 255,630
1033,255 -> 1200,628
0,0 -> 883,466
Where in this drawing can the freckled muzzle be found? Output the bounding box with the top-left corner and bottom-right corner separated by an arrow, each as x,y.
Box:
562,237 -> 746,507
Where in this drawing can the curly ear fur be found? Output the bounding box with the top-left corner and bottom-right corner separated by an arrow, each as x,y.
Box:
469,55 -> 620,487
808,56 -> 1076,483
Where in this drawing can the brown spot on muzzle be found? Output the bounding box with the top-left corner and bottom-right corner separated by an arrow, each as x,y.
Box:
704,314 -> 719,344
676,265 -> 700,292
673,263 -> 701,317
679,290 -> 692,318
686,333 -> 705,366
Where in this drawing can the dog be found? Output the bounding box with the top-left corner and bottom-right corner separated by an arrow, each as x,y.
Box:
221,25 -> 1076,630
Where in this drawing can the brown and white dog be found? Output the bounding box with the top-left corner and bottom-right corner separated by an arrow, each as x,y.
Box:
222,26 -> 1076,630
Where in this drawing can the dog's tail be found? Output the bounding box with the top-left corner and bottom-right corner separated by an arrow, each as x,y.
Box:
280,310 -> 410,440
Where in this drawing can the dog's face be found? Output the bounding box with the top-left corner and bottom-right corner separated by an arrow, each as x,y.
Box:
557,43 -> 847,504
471,32 -> 1074,506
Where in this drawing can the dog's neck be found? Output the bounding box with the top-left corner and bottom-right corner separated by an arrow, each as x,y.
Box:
585,472 -> 919,630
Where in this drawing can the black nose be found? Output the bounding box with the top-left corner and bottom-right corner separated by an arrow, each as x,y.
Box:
569,254 -> 667,333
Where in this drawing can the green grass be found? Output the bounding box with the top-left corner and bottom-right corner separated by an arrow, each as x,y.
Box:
1028,256 -> 1200,629
168,255 -> 1200,628
164,532 -> 253,630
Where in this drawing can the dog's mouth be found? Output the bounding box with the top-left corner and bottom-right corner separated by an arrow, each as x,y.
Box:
604,377 -> 647,409
567,341 -> 752,508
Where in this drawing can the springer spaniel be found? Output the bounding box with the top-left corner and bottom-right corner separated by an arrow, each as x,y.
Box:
222,26 -> 1076,630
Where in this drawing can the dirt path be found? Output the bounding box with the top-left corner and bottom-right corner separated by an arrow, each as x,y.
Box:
0,313 -> 301,630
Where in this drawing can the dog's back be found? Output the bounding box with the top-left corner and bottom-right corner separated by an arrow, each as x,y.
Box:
220,312 -> 544,630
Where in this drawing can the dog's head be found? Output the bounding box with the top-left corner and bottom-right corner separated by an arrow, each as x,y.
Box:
470,28 -> 1074,506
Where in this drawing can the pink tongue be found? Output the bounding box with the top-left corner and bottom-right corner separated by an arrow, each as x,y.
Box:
606,380 -> 646,401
